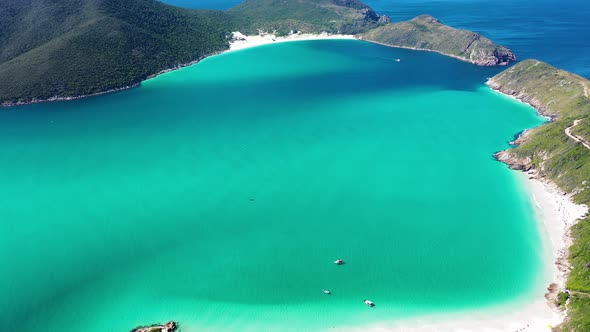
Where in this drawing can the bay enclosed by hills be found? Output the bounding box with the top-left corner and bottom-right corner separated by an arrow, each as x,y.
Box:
0,39 -> 572,331
1,0 -> 590,331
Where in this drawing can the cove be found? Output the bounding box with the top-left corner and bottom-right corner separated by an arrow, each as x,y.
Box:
0,40 -> 545,331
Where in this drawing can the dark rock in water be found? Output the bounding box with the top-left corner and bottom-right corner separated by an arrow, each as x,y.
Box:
493,48 -> 517,66
132,321 -> 177,332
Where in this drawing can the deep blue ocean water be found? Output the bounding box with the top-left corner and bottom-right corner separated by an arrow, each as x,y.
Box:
161,0 -> 590,78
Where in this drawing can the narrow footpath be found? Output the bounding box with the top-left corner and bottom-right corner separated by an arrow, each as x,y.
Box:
565,119 -> 590,150
569,290 -> 590,298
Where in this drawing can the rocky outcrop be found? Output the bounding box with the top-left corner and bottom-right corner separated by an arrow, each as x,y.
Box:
493,128 -> 535,170
494,149 -> 533,171
378,15 -> 391,24
359,7 -> 380,22
331,0 -> 388,24
132,321 -> 177,332
493,48 -> 517,66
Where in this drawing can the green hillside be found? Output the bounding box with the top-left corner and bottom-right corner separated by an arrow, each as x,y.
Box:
488,59 -> 590,331
0,0 -> 233,105
359,15 -> 516,66
0,0 -> 392,105
229,0 -> 387,35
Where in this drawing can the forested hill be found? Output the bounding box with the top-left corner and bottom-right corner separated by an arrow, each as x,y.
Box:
0,0 -> 390,105
0,0 -> 233,105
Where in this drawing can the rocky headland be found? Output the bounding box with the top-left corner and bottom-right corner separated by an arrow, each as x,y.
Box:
359,15 -> 516,66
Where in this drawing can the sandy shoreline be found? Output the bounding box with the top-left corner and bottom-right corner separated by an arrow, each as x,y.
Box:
338,171 -> 586,332
227,32 -> 357,53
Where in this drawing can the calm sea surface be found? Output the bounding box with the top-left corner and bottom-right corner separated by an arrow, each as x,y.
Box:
0,40 -> 545,331
162,0 -> 590,78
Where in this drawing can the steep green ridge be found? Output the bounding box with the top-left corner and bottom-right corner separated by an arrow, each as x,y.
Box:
359,15 -> 516,66
228,0 -> 387,35
488,59 -> 590,331
0,0 -> 233,105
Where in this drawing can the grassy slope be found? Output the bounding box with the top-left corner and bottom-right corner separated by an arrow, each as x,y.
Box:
359,14 -> 516,66
488,59 -> 590,331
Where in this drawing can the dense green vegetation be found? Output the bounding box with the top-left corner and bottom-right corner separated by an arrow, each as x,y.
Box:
359,15 -> 516,66
0,0 -> 387,105
488,59 -> 590,331
229,0 -> 386,35
565,220 -> 590,330
0,0 -> 382,105
0,0 -> 234,104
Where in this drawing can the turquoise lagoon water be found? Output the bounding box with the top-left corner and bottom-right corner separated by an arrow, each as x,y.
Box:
0,40 -> 545,331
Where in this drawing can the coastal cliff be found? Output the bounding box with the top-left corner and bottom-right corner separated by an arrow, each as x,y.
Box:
488,59 -> 590,331
359,15 -> 516,66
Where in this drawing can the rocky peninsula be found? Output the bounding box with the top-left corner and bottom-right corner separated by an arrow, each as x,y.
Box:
488,59 -> 590,330
359,15 -> 516,66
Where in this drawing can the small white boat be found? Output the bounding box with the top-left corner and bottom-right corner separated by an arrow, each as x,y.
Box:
334,259 -> 344,265
394,58 -> 401,62
322,289 -> 331,295
364,299 -> 375,307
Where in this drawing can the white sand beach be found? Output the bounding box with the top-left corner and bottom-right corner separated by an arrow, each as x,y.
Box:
341,172 -> 587,332
227,31 -> 357,52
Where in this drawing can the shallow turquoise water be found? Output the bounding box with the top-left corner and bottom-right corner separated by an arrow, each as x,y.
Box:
0,40 -> 545,331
